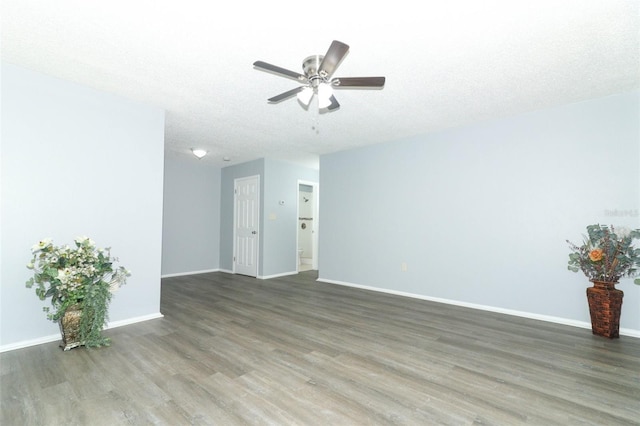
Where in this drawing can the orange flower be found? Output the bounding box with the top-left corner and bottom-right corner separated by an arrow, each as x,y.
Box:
589,248 -> 604,262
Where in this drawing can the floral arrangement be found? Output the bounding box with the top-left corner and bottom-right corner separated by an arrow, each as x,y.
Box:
26,236 -> 130,347
567,224 -> 640,284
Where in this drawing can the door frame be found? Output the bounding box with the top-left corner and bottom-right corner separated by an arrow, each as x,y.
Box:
297,179 -> 319,271
233,174 -> 260,276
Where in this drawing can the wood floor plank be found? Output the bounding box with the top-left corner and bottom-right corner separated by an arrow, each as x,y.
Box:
2,270 -> 639,425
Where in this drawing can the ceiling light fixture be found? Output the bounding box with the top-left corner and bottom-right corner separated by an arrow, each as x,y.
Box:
296,87 -> 314,106
318,83 -> 333,109
254,40 -> 386,112
191,148 -> 207,159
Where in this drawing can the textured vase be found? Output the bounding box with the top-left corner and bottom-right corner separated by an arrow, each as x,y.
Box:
586,281 -> 623,339
59,304 -> 84,350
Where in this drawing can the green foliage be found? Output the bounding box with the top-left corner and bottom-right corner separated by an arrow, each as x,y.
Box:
79,281 -> 113,347
567,225 -> 640,285
26,237 -> 130,348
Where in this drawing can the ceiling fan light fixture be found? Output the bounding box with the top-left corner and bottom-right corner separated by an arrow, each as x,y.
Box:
254,40 -> 385,111
296,86 -> 314,106
318,96 -> 332,109
318,83 -> 333,109
191,148 -> 207,159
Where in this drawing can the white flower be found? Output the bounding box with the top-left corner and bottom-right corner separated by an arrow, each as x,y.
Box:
615,226 -> 631,239
57,269 -> 69,283
108,268 -> 130,293
75,236 -> 95,247
31,238 -> 52,253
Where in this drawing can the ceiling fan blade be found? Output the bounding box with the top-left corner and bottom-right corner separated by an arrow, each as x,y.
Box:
267,86 -> 305,103
331,77 -> 386,88
253,61 -> 307,82
318,40 -> 349,78
326,95 -> 340,111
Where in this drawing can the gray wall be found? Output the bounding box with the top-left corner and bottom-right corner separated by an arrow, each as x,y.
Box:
219,158 -> 318,277
262,159 -> 319,276
161,152 -> 221,276
319,90 -> 640,334
1,63 -> 165,349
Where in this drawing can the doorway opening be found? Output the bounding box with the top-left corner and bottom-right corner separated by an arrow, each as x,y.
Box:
297,180 -> 318,272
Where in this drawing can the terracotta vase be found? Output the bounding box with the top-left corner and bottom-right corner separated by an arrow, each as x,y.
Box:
59,304 -> 84,350
586,280 -> 623,338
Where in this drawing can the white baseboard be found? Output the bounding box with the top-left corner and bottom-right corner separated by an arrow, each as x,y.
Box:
0,334 -> 62,353
107,312 -> 164,329
258,271 -> 298,280
217,270 -> 298,279
0,312 -> 164,353
316,278 -> 640,339
161,268 -> 220,278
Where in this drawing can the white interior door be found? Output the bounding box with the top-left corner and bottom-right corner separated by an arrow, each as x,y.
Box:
234,175 -> 259,277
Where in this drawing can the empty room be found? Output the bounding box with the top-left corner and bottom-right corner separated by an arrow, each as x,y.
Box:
1,1 -> 639,425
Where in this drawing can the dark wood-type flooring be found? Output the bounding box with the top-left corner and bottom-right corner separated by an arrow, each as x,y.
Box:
2,271 -> 639,425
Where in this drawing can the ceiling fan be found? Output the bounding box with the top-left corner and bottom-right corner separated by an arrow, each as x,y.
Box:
253,40 -> 385,111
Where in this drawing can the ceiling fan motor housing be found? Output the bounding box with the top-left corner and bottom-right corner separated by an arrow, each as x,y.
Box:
302,55 -> 325,86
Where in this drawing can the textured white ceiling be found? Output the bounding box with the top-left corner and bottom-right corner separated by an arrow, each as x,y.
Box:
2,1 -> 638,169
